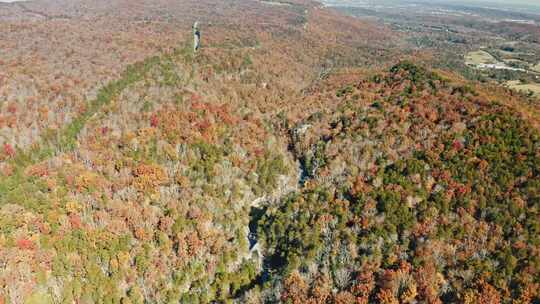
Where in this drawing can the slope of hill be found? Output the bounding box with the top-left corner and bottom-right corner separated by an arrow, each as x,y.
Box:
260,63 -> 540,303
0,0 -> 539,303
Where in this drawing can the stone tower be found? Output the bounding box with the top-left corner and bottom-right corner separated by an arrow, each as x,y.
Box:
193,21 -> 201,52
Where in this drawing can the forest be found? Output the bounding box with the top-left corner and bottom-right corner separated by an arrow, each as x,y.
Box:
0,0 -> 539,303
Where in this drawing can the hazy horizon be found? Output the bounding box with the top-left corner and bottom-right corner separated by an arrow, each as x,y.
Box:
322,0 -> 540,15
323,0 -> 540,4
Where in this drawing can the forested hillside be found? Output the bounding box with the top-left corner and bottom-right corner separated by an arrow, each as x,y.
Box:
0,0 -> 538,303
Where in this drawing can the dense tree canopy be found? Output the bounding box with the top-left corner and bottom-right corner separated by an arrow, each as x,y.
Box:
0,1 -> 539,303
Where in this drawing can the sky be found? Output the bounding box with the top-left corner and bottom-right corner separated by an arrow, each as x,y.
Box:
322,0 -> 540,14
323,0 -> 540,6
417,0 -> 540,6
411,0 -> 540,14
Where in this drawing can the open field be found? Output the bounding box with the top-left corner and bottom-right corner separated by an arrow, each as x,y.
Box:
507,80 -> 540,96
465,50 -> 498,65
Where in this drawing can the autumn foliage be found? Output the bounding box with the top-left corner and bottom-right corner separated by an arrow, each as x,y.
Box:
0,0 -> 539,303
